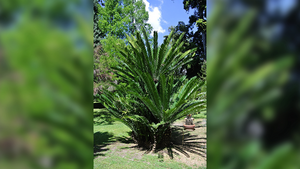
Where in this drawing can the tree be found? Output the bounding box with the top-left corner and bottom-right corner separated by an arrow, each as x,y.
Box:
93,0 -> 153,97
170,0 -> 206,78
124,0 -> 153,34
96,28 -> 206,150
96,0 -> 152,39
183,0 -> 206,57
93,0 -> 105,47
0,1 -> 93,168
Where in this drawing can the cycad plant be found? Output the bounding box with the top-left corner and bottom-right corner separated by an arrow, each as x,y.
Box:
96,27 -> 206,150
115,27 -> 196,84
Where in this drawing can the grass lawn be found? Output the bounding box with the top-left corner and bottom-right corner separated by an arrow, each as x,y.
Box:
94,110 -> 206,169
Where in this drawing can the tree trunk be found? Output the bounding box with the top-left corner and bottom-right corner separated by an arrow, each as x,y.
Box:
131,131 -> 153,150
155,125 -> 172,150
131,124 -> 172,151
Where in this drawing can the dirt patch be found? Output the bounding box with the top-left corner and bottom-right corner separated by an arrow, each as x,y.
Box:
105,142 -> 146,160
151,119 -> 207,168
165,149 -> 206,168
170,119 -> 206,168
172,118 -> 206,127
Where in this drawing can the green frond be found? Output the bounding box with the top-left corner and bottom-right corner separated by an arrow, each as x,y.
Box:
141,73 -> 162,111
153,31 -> 159,72
96,26 -> 206,148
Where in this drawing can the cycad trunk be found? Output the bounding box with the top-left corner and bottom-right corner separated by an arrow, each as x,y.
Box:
131,124 -> 172,151
155,124 -> 172,150
131,131 -> 153,149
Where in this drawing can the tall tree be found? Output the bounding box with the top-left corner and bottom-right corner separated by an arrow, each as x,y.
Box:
93,0 -> 153,97
93,0 -> 104,47
170,0 -> 206,78
124,0 -> 153,35
96,0 -> 152,39
183,0 -> 206,58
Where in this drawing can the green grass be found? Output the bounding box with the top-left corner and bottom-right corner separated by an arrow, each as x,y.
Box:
94,121 -> 131,141
94,120 -> 206,169
193,112 -> 206,119
94,120 -> 132,149
94,108 -> 117,125
94,152 -> 202,169
179,112 -> 207,120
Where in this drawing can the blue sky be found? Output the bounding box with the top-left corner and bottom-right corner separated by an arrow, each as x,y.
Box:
142,0 -> 195,44
266,0 -> 296,16
142,0 -> 297,45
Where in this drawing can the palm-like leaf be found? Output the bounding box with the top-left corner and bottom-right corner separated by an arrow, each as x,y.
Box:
96,27 -> 204,150
128,73 -> 205,124
114,27 -> 196,83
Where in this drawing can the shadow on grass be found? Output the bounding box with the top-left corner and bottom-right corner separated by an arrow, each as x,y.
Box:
94,109 -> 115,125
118,131 -> 153,153
94,117 -> 207,160
153,126 -> 207,161
194,120 -> 207,128
115,127 -> 207,160
94,131 -> 114,158
116,134 -> 134,144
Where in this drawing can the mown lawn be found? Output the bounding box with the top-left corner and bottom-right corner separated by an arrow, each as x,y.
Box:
94,109 -> 206,169
94,150 -> 203,169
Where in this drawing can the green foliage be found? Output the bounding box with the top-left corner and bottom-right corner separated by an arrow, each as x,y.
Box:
207,3 -> 300,169
197,18 -> 206,31
94,108 -> 116,125
100,34 -> 126,64
93,45 -> 115,97
97,0 -> 152,39
0,1 -> 93,169
93,0 -> 153,97
96,27 -> 206,150
94,0 -> 104,47
93,35 -> 123,97
170,0 -> 207,78
97,0 -> 130,39
196,60 -> 207,114
116,28 -> 196,82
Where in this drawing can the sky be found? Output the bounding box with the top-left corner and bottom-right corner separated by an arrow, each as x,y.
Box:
142,0 -> 195,45
266,0 -> 296,16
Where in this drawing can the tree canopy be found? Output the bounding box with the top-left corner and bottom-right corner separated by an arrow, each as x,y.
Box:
96,0 -> 152,39
93,0 -> 153,98
169,0 -> 206,78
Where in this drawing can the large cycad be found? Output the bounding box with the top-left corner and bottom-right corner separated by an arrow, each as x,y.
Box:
97,27 -> 206,150
114,27 -> 197,84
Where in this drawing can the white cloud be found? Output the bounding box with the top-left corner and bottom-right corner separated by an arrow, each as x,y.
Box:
143,0 -> 165,34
